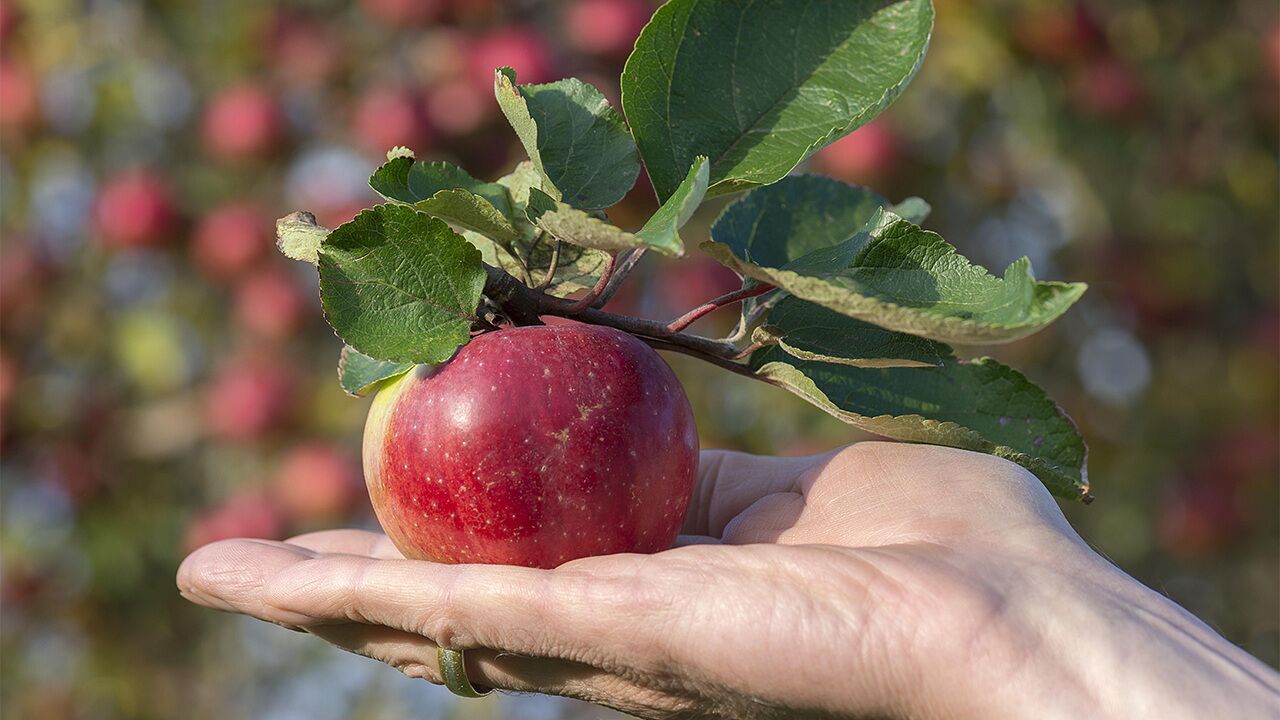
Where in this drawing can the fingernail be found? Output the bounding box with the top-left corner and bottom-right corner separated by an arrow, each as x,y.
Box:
182,587 -> 236,613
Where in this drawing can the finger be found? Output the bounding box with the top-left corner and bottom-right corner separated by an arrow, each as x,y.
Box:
259,552 -> 676,674
720,492 -> 805,545
177,539 -> 316,625
672,534 -> 721,547
284,529 -> 404,559
305,623 -> 622,699
685,449 -> 827,538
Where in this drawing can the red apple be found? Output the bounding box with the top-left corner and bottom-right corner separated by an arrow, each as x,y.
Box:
351,85 -> 429,154
812,119 -> 900,184
1265,23 -> 1280,83
409,28 -> 467,86
1157,480 -> 1243,560
0,55 -> 37,132
1070,58 -> 1143,120
264,11 -> 341,87
564,0 -> 651,58
0,350 -> 14,411
94,170 -> 179,249
203,357 -> 295,441
0,2 -> 21,41
1012,4 -> 1102,64
359,0 -> 442,27
185,490 -> 285,552
234,266 -> 305,341
467,27 -> 556,87
201,82 -> 284,162
423,78 -> 491,137
363,324 -> 698,568
271,442 -> 363,525
190,202 -> 271,280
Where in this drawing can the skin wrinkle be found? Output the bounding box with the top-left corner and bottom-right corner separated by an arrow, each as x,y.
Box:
179,443 -> 1280,718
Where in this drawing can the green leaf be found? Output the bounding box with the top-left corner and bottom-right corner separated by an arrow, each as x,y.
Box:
494,68 -> 640,210
710,174 -> 887,268
495,160 -> 545,210
276,211 -> 329,265
526,187 -> 648,255
706,188 -> 1086,344
369,157 -> 520,245
634,156 -> 709,256
621,0 -> 934,201
473,161 -> 611,296
467,229 -> 611,296
338,345 -> 413,397
319,204 -> 485,364
764,295 -> 952,368
888,196 -> 931,224
749,347 -> 1089,500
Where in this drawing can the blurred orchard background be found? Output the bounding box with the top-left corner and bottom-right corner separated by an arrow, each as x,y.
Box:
0,0 -> 1276,717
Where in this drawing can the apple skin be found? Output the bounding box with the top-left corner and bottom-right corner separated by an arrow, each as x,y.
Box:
363,324 -> 698,568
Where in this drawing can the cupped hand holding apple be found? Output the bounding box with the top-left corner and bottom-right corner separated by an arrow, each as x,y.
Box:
178,442 -> 1279,719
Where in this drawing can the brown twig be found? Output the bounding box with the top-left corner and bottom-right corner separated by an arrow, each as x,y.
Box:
536,239 -> 563,291
661,284 -> 776,336
562,252 -> 616,313
591,247 -> 646,309
482,262 -> 741,362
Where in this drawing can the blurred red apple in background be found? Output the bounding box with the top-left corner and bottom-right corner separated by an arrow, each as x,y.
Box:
0,55 -> 37,132
564,0 -> 651,58
467,26 -> 556,86
1264,23 -> 1280,83
1070,57 -> 1143,120
184,489 -> 285,552
271,442 -> 363,525
424,78 -> 491,137
201,82 -> 284,162
352,85 -> 430,154
0,1 -> 21,41
204,356 -> 295,441
190,202 -> 271,280
363,324 -> 698,568
233,266 -> 306,341
410,28 -> 467,86
811,119 -> 900,184
360,0 -> 442,27
1013,3 -> 1103,64
94,170 -> 179,249
264,11 -> 342,87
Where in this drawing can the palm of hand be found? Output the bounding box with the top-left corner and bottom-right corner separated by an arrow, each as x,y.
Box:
179,443 -> 1090,720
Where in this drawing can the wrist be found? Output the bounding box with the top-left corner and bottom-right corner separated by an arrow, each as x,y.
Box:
928,550 -> 1279,719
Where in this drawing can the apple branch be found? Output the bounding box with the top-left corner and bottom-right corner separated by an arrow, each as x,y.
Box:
536,239 -> 563,291
660,284 -> 775,335
482,263 -> 741,363
591,247 -> 646,309
562,252 -> 616,313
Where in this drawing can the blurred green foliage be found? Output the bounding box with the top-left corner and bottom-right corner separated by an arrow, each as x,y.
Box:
0,0 -> 1276,717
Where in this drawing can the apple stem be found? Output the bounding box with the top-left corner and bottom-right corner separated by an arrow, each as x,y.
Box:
562,252 -> 617,313
591,248 -> 646,309
661,284 -> 776,336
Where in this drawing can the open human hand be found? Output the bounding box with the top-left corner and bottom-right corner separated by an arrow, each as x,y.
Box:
177,442 -> 1278,719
